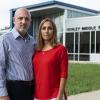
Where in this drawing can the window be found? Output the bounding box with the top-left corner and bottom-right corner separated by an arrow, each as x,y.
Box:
91,31 -> 95,53
66,33 -> 74,53
96,31 -> 100,53
80,32 -> 90,53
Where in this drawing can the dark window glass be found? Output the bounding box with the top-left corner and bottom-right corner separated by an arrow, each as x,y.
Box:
80,32 -> 90,53
96,31 -> 100,53
66,33 -> 74,53
91,31 -> 95,53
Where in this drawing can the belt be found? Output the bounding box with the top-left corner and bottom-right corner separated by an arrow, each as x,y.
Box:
7,80 -> 33,86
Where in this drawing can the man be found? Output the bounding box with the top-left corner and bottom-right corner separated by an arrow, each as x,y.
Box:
0,8 -> 35,100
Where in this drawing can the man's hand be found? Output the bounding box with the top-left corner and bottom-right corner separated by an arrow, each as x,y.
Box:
0,96 -> 10,100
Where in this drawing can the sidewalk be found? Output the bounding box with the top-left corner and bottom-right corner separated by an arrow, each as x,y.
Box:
68,90 -> 100,100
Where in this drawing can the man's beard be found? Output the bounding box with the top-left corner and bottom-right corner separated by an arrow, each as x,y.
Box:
19,28 -> 28,33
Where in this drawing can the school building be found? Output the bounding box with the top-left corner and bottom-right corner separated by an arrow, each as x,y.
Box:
10,0 -> 100,63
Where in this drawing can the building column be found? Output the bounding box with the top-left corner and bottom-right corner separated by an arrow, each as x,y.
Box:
63,9 -> 67,46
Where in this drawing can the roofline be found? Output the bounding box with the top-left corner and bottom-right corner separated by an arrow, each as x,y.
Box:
10,0 -> 100,14
55,1 -> 100,14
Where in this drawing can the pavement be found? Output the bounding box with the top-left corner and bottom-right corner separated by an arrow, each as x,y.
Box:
68,90 -> 100,100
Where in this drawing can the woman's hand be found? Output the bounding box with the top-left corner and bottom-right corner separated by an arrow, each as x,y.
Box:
0,96 -> 10,100
55,96 -> 62,100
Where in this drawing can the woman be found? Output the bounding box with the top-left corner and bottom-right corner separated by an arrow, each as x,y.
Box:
32,18 -> 68,100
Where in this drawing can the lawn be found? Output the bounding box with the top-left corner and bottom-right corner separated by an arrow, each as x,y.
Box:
66,63 -> 100,96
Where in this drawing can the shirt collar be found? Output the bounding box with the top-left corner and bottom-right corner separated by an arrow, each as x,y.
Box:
11,28 -> 30,40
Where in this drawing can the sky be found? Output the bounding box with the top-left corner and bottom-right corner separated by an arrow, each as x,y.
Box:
0,0 -> 100,28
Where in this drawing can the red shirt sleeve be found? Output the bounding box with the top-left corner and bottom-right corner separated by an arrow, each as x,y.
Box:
59,46 -> 68,79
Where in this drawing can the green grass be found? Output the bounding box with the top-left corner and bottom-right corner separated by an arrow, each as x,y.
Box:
66,63 -> 100,96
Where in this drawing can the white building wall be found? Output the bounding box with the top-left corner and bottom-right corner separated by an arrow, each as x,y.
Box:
66,16 -> 100,32
90,54 -> 100,63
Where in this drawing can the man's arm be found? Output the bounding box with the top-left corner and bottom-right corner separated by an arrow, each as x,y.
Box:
0,36 -> 8,97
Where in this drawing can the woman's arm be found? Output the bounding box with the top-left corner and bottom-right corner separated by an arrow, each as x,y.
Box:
56,78 -> 66,100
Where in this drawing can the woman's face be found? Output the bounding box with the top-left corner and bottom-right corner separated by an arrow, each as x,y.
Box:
41,21 -> 53,41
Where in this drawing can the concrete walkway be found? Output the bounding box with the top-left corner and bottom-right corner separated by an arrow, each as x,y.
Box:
68,90 -> 100,100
